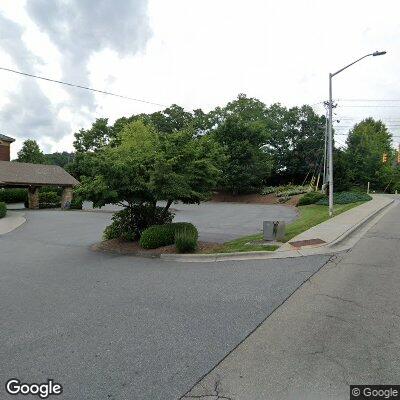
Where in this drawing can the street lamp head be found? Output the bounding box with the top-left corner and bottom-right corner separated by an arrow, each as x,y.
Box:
373,50 -> 387,56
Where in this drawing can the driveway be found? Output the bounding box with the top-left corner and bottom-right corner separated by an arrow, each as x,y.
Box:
0,210 -> 328,399
83,201 -> 299,242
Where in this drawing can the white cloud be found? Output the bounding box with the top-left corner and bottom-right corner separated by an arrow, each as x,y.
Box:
0,0 -> 399,158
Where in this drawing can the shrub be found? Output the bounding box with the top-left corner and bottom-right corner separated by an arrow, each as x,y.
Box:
69,197 -> 83,210
103,205 -> 174,242
38,192 -> 61,209
0,202 -> 6,218
175,227 -> 198,253
317,191 -> 372,205
0,188 -> 27,203
298,191 -> 326,206
140,222 -> 197,249
261,185 -> 310,197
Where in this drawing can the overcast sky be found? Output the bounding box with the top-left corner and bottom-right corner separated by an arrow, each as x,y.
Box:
0,0 -> 399,158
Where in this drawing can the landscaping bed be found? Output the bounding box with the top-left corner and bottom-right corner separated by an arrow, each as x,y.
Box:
92,238 -> 220,256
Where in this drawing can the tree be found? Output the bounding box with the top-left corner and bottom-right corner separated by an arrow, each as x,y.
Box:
45,152 -> 74,167
73,118 -> 117,153
345,118 -> 393,190
16,139 -> 47,164
214,114 -> 272,194
76,120 -> 221,239
265,104 -> 326,184
207,94 -> 272,194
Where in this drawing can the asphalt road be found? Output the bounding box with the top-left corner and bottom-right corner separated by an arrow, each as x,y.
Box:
82,201 -> 299,242
184,200 -> 400,400
0,210 -> 328,400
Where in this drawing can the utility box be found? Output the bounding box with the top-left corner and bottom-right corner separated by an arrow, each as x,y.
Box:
263,221 -> 286,241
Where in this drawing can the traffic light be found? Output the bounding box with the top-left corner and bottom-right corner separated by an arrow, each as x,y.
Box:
382,153 -> 388,163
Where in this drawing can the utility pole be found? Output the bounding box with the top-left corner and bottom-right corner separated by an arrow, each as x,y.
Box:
328,78 -> 333,217
327,50 -> 386,217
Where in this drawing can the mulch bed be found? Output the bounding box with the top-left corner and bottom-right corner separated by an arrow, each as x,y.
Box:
210,192 -> 301,207
92,238 -> 221,256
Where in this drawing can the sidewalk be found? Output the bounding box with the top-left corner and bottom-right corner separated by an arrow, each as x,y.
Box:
0,211 -> 26,234
278,194 -> 393,252
182,199 -> 400,400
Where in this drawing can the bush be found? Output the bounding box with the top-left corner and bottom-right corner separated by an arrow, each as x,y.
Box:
261,185 -> 310,197
103,205 -> 174,242
0,188 -> 27,203
0,202 -> 6,218
297,191 -> 326,206
38,192 -> 61,209
69,197 -> 83,210
175,227 -> 198,253
317,191 -> 372,205
140,222 -> 198,249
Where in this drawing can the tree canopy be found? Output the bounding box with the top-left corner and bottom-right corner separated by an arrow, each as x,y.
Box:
16,139 -> 47,164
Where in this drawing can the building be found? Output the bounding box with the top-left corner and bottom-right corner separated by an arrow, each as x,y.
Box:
0,135 -> 79,209
0,134 -> 15,161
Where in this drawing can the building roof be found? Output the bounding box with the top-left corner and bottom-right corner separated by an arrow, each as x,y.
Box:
0,134 -> 15,143
0,161 -> 79,187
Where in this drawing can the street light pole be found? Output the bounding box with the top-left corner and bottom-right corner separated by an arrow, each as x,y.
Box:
327,50 -> 386,217
328,74 -> 333,216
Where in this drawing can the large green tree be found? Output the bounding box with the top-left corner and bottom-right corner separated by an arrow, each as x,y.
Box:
76,120 -> 221,237
344,118 -> 394,190
265,104 -> 326,183
16,139 -> 47,164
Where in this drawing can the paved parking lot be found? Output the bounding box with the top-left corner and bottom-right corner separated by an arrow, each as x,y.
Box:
83,201 -> 299,242
0,210 -> 327,399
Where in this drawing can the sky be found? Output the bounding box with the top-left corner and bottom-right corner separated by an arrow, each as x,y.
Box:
0,0 -> 399,158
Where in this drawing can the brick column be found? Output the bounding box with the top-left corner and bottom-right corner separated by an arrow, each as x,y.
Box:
28,186 -> 39,209
61,187 -> 73,209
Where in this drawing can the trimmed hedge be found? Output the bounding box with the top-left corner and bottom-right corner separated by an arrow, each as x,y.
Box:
0,202 -> 6,218
38,192 -> 61,209
298,191 -> 326,206
175,227 -> 198,253
0,188 -> 27,204
317,191 -> 372,205
139,222 -> 198,249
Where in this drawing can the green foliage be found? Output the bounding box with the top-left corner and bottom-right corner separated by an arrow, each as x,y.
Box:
139,222 -> 197,249
0,188 -> 27,203
298,191 -> 326,206
38,192 -> 61,209
16,139 -> 47,164
69,197 -> 83,210
317,191 -> 372,205
0,202 -> 6,218
73,118 -> 118,153
215,95 -> 272,194
265,104 -> 326,183
103,206 -> 174,242
77,121 -> 221,235
44,152 -> 74,167
344,118 -> 394,191
175,227 -> 198,253
261,184 -> 310,197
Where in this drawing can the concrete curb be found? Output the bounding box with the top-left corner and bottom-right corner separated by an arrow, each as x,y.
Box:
160,198 -> 395,263
0,211 -> 26,235
328,198 -> 394,248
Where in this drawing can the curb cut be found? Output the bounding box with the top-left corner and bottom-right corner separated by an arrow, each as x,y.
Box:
160,198 -> 395,263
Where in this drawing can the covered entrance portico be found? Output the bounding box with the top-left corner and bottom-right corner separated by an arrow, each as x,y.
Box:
0,161 -> 79,209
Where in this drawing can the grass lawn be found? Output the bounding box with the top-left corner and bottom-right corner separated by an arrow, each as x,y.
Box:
202,201 -> 365,254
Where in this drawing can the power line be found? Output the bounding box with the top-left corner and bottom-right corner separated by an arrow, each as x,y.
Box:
337,99 -> 400,102
0,66 -> 167,107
